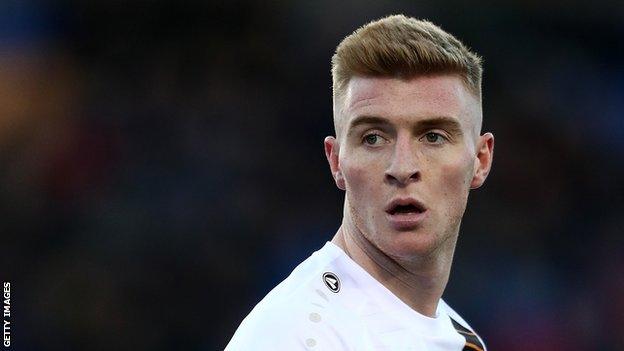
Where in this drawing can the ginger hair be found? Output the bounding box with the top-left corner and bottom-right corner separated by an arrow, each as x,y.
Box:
331,15 -> 483,135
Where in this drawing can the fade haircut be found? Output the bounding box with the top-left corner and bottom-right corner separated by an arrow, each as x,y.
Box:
331,15 -> 483,136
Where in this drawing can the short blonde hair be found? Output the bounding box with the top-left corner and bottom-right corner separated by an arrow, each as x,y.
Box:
331,15 -> 483,132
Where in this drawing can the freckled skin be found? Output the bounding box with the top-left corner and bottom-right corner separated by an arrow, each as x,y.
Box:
325,74 -> 494,315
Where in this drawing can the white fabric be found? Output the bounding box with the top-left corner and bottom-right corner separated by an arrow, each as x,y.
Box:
226,242 -> 486,350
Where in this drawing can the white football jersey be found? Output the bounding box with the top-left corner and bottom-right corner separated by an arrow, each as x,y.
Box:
226,242 -> 486,351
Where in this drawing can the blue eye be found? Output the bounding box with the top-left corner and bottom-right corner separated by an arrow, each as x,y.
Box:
422,132 -> 446,144
363,133 -> 385,146
364,134 -> 379,144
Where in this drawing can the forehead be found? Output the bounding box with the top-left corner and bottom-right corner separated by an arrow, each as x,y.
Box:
342,74 -> 478,131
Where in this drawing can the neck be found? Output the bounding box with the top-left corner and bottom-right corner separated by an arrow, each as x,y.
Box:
331,213 -> 457,317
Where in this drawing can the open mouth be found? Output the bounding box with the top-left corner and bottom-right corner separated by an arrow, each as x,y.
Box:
388,204 -> 424,215
385,200 -> 426,215
385,198 -> 427,230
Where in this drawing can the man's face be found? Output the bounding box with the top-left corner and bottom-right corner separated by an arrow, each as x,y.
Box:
327,74 -> 492,260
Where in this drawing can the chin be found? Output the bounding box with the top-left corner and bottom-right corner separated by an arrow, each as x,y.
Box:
381,230 -> 441,260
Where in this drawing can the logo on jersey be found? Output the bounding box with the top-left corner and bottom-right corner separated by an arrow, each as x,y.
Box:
322,272 -> 340,293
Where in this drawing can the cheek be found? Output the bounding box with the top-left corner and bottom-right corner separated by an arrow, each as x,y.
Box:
341,157 -> 372,195
436,152 -> 474,203
340,153 -> 384,207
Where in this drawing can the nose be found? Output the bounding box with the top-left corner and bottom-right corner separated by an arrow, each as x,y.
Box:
385,135 -> 421,185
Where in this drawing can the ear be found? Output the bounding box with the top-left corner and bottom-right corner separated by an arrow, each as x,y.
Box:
470,132 -> 494,189
324,136 -> 345,190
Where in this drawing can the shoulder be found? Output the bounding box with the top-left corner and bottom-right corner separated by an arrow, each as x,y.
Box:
440,299 -> 488,351
225,294 -> 353,350
226,244 -> 361,350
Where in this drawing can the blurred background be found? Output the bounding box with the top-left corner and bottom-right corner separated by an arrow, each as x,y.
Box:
1,0 -> 623,350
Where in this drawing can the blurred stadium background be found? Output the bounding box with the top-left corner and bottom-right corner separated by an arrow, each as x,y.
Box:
1,1 -> 623,350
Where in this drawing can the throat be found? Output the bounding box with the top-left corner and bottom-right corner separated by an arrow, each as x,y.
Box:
331,224 -> 451,318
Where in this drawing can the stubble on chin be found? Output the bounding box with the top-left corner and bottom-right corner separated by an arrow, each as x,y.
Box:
346,193 -> 464,266
344,198 -> 385,256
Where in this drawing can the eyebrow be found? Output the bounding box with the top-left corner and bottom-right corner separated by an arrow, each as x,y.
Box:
347,115 -> 463,136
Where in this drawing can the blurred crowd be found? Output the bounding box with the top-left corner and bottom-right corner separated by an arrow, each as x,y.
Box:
1,1 -> 622,350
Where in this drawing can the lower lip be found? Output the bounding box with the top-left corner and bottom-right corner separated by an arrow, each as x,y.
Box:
385,210 -> 428,231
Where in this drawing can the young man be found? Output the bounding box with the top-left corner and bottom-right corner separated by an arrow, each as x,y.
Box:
226,14 -> 494,350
